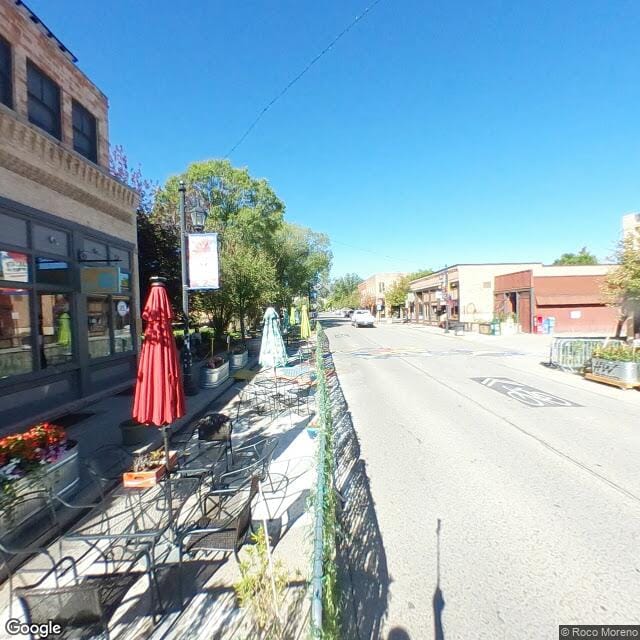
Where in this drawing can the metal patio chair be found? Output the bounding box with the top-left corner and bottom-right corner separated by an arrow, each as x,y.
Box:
0,492 -> 61,618
15,554 -> 145,640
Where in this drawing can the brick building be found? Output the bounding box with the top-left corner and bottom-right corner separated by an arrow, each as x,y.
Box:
0,0 -> 139,432
358,272 -> 406,317
494,265 -> 621,335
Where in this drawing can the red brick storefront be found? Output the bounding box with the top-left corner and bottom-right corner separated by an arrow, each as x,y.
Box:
495,266 -> 621,335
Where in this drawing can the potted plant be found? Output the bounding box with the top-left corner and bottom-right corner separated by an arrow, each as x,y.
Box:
123,448 -> 177,488
0,423 -> 79,533
118,418 -> 148,446
200,354 -> 230,388
230,343 -> 249,370
588,344 -> 640,386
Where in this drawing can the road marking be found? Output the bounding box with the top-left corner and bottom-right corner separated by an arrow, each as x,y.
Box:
472,377 -> 580,407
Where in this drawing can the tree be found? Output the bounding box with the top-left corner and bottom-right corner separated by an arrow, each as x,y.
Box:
385,276 -> 411,309
602,237 -> 640,337
327,273 -> 362,309
407,268 -> 433,281
553,247 -> 598,265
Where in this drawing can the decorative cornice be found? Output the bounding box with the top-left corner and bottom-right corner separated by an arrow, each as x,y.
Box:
0,109 -> 138,225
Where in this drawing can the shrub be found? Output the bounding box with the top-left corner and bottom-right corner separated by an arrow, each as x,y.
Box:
592,344 -> 640,362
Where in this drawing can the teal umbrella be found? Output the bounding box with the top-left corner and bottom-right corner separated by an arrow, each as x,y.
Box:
259,307 -> 288,369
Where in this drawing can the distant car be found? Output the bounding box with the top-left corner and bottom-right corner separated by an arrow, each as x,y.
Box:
352,309 -> 375,327
340,308 -> 353,318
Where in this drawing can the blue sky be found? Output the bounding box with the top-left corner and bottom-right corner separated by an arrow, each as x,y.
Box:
29,0 -> 640,278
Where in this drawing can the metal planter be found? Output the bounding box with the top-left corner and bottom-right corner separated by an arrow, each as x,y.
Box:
200,360 -> 230,388
0,441 -> 80,536
230,351 -> 248,370
591,358 -> 640,384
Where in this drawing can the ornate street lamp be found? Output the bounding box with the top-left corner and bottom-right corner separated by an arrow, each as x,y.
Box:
178,181 -> 209,395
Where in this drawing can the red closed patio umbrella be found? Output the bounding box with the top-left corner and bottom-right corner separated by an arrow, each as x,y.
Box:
133,277 -> 185,526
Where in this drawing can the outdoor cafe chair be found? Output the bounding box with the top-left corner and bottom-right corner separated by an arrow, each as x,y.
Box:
0,492 -> 61,619
176,476 -> 258,603
15,553 -> 146,640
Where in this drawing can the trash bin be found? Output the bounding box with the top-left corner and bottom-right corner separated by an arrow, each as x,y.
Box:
454,322 -> 464,336
491,320 -> 501,336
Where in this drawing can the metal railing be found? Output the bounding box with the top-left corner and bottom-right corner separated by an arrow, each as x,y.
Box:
548,336 -> 625,372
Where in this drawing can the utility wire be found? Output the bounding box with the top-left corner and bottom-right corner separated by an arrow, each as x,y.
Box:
224,0 -> 384,158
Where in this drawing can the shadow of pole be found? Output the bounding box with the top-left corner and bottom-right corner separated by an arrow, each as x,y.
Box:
433,518 -> 445,640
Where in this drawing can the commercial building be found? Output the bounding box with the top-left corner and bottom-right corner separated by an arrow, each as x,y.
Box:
0,0 -> 139,432
408,263 -> 539,326
622,212 -> 640,248
494,265 -> 621,335
358,272 -> 406,317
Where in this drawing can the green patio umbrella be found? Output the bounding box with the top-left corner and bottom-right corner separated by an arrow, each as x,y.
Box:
300,304 -> 311,340
289,306 -> 297,326
259,307 -> 288,370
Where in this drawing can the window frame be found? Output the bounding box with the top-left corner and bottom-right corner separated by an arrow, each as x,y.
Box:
72,99 -> 98,163
26,60 -> 61,140
0,35 -> 13,109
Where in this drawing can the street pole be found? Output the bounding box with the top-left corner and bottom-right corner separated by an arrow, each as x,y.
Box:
444,264 -> 450,333
178,181 -> 197,396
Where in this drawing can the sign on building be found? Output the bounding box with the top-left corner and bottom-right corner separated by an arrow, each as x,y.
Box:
188,233 -> 219,290
80,266 -> 121,293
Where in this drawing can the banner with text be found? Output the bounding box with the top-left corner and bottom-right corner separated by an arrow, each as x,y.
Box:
188,233 -> 219,290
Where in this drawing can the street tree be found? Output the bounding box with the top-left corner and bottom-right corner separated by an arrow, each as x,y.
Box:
327,273 -> 362,309
602,237 -> 640,337
385,276 -> 411,310
553,247 -> 598,265
407,268 -> 433,281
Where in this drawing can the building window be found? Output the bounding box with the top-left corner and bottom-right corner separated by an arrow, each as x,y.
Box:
72,100 -> 97,163
27,61 -> 61,139
0,36 -> 12,109
36,258 -> 71,286
0,288 -> 32,378
38,293 -> 73,368
87,296 -> 112,358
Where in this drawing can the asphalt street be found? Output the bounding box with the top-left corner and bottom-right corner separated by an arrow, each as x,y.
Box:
324,315 -> 640,640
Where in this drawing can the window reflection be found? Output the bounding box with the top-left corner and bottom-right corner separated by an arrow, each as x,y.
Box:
87,296 -> 111,358
113,298 -> 132,352
36,257 -> 71,286
0,250 -> 29,282
0,288 -> 32,378
38,293 -> 73,367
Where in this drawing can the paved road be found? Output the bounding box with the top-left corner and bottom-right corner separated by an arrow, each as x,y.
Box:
324,316 -> 640,640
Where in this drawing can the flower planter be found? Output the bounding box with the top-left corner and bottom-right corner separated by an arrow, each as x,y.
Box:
591,358 -> 640,385
123,451 -> 177,489
230,350 -> 248,370
200,360 -> 230,388
0,441 -> 79,535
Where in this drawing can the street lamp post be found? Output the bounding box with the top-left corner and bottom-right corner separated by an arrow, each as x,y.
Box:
178,181 -> 208,396
444,264 -> 450,333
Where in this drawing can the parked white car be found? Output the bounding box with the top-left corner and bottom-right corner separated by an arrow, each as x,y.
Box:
351,309 -> 375,327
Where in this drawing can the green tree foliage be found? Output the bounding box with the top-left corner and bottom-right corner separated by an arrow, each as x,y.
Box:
327,273 -> 362,309
602,237 -> 640,336
385,275 -> 411,308
553,247 -> 598,265
407,268 -> 433,281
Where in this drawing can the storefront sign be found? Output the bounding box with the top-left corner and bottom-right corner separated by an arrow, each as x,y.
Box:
188,233 -> 219,290
0,251 -> 28,282
80,267 -> 121,294
570,310 -> 582,319
116,300 -> 129,317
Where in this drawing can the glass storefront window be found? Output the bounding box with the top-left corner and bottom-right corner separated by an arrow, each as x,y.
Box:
0,250 -> 29,283
38,293 -> 73,368
36,257 -> 71,286
113,298 -> 132,352
0,288 -> 32,378
87,296 -> 111,358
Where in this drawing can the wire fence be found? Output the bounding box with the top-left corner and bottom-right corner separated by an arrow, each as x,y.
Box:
310,323 -> 339,638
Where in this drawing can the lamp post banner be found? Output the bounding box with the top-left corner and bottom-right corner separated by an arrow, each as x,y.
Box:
187,233 -> 219,289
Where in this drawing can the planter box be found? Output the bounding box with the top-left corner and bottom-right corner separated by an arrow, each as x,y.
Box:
230,351 -> 248,370
0,441 -> 79,535
591,358 -> 640,384
119,420 -> 148,446
200,361 -> 230,388
123,451 -> 177,489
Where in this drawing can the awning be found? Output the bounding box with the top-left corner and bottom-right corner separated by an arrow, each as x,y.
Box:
536,294 -> 604,306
